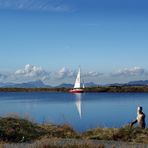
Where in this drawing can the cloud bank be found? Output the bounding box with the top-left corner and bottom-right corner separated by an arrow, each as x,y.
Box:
53,67 -> 103,80
54,67 -> 75,79
14,64 -> 50,82
0,65 -> 147,85
0,64 -> 103,84
83,71 -> 103,77
112,67 -> 146,77
15,64 -> 47,77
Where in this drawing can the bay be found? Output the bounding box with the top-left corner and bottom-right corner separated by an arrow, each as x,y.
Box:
0,92 -> 147,131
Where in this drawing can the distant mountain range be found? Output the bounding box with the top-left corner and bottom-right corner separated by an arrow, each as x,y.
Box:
0,80 -> 148,88
0,80 -> 98,88
55,83 -> 73,88
0,82 -> 15,87
109,80 -> 148,86
57,82 -> 98,88
0,80 -> 51,88
127,80 -> 148,86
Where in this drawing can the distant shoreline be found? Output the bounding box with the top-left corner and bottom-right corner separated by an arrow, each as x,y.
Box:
1,86 -> 148,92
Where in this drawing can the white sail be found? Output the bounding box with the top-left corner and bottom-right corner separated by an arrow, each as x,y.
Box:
74,68 -> 81,89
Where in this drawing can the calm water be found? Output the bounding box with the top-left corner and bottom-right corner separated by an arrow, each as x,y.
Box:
0,92 -> 148,131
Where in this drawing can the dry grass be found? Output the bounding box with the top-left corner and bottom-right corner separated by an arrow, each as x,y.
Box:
40,141 -> 105,148
0,117 -> 78,143
40,123 -> 79,138
0,139 -> 105,148
82,128 -> 118,140
0,117 -> 46,142
82,125 -> 148,144
0,117 -> 148,146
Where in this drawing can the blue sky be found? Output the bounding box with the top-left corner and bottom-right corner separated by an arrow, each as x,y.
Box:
0,0 -> 148,85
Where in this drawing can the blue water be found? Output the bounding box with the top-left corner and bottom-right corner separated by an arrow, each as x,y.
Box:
0,92 -> 148,131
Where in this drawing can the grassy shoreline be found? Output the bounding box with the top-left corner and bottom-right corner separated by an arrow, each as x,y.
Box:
1,86 -> 148,92
0,116 -> 148,146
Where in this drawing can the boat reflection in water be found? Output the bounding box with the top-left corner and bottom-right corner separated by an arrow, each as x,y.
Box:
75,93 -> 82,118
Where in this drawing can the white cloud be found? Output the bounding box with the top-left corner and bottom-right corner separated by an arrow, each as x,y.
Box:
15,64 -> 46,77
14,64 -> 50,82
83,71 -> 103,77
54,67 -> 75,79
53,67 -> 103,80
2,65 -> 148,85
0,65 -> 103,84
0,0 -> 71,12
112,67 -> 146,77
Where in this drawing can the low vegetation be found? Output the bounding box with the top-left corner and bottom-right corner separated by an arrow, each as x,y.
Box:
0,87 -> 69,92
0,117 -> 46,142
1,86 -> 148,92
34,139 -> 105,148
84,86 -> 148,92
82,125 -> 148,143
0,116 -> 148,146
0,117 -> 78,142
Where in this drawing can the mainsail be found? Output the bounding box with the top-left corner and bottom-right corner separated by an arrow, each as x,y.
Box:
74,68 -> 81,89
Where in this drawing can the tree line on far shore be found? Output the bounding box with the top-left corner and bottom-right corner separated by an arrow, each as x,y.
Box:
1,86 -> 148,92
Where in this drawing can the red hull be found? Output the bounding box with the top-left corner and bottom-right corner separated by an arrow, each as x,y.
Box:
69,89 -> 84,93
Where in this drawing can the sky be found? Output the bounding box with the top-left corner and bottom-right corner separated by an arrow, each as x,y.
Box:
0,0 -> 148,85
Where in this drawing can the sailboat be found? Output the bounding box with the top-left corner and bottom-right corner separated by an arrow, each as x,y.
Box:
69,67 -> 84,93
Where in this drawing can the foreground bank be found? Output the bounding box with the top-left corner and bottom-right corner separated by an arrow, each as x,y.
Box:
0,117 -> 148,148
